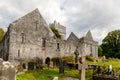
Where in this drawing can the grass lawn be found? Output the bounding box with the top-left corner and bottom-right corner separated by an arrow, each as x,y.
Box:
17,60 -> 120,80
17,68 -> 64,80
17,68 -> 93,80
87,60 -> 120,67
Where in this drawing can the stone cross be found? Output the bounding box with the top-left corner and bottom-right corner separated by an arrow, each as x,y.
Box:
78,56 -> 87,80
74,48 -> 79,63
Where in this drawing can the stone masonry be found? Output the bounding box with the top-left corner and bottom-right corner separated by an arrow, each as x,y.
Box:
0,8 -> 98,62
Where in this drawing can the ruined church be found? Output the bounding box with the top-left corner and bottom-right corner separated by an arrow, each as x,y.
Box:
0,9 -> 98,62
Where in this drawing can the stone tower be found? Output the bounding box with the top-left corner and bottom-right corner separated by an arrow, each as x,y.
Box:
50,21 -> 66,40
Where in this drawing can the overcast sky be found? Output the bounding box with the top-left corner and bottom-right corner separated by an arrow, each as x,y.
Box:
0,0 -> 120,44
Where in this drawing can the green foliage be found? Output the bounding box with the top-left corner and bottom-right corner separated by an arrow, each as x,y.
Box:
50,26 -> 61,39
98,46 -> 103,56
62,56 -> 75,63
51,57 -> 59,62
102,29 -> 120,58
0,28 -> 5,42
115,51 -> 120,58
64,68 -> 79,78
86,70 -> 93,80
86,55 -> 95,62
100,64 -> 108,71
51,57 -> 59,67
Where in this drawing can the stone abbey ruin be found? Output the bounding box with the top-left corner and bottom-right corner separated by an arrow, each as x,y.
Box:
0,8 -> 98,62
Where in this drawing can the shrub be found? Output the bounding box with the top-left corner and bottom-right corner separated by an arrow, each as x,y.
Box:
50,26 -> 61,39
51,57 -> 60,67
86,55 -> 95,62
106,58 -> 120,62
100,64 -> 108,71
62,56 -> 75,63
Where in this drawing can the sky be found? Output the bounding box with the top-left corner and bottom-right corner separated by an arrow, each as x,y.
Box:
0,0 -> 120,44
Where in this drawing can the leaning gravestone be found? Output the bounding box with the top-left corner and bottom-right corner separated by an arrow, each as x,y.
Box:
0,58 -> 16,80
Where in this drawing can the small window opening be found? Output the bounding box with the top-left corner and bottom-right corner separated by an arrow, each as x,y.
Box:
42,38 -> 46,47
18,50 -> 20,57
57,43 -> 60,49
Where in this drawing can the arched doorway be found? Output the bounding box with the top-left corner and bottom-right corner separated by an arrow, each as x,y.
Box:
45,57 -> 50,67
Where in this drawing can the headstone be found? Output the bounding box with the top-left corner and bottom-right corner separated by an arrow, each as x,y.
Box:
17,63 -> 23,73
102,56 -> 106,63
35,57 -> 43,71
108,65 -> 113,75
109,65 -> 112,72
22,63 -> 26,69
49,61 -> 53,68
59,58 -> 64,76
53,76 -> 58,80
28,62 -> 35,71
0,58 -> 3,76
97,66 -> 101,74
0,61 -> 16,80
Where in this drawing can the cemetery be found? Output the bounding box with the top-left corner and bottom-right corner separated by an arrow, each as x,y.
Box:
0,46 -> 119,80
16,57 -> 120,80
0,55 -> 120,80
0,7 -> 120,80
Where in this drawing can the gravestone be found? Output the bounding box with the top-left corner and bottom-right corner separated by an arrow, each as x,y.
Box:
35,57 -> 43,71
74,48 -> 79,63
28,62 -> 35,71
0,59 -> 16,80
102,56 -> 106,63
78,56 -> 87,80
59,58 -> 64,76
49,61 -> 53,68
0,58 -> 3,76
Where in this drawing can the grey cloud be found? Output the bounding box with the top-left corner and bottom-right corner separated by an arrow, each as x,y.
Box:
0,0 -> 120,44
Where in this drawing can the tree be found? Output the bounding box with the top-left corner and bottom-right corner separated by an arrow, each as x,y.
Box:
101,30 -> 120,58
98,46 -> 103,56
0,28 -> 5,42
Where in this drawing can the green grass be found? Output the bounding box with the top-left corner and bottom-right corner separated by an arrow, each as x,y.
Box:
17,68 -> 93,80
17,59 -> 120,80
87,60 -> 120,66
64,68 -> 79,78
17,68 -> 63,80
